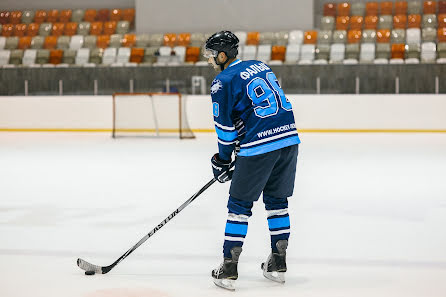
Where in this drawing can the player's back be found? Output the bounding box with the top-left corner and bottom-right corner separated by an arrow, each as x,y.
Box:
214,59 -> 300,157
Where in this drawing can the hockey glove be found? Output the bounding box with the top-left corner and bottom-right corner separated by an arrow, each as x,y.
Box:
211,153 -> 233,183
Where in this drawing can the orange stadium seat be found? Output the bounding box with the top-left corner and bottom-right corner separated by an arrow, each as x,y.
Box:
164,33 -> 177,47
439,1 -> 446,13
380,2 -> 394,15
304,31 -> 318,44
271,45 -> 286,61
64,22 -> 78,36
44,35 -> 58,49
391,43 -> 405,59
47,10 -> 59,23
439,27 -> 446,41
350,16 -> 364,29
103,21 -> 117,35
246,32 -> 260,45
336,16 -> 350,30
34,10 -> 47,23
407,14 -> 421,28
51,23 -> 64,36
14,24 -> 27,37
97,9 -> 110,22
423,1 -> 437,14
18,36 -> 32,49
439,14 -> 446,27
185,46 -> 200,63
49,49 -> 63,64
110,9 -> 122,22
90,22 -> 103,35
123,8 -> 135,27
364,15 -> 379,29
122,33 -> 136,47
323,3 -> 337,16
366,2 -> 379,16
84,9 -> 97,22
393,15 -> 407,29
96,34 -> 110,48
347,29 -> 362,43
337,2 -> 350,16
395,1 -> 408,14
129,47 -> 144,63
59,9 -> 72,23
10,11 -> 22,24
377,29 -> 391,42
0,11 -> 11,25
2,24 -> 13,37
178,33 -> 191,46
26,23 -> 40,37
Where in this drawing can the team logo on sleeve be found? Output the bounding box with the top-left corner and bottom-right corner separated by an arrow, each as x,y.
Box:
211,79 -> 223,94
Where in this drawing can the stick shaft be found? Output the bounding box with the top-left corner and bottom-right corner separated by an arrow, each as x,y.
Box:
102,177 -> 217,272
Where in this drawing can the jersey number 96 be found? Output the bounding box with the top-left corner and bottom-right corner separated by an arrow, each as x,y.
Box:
246,72 -> 293,118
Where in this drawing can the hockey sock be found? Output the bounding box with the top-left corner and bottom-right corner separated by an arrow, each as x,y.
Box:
223,196 -> 253,259
263,195 -> 290,253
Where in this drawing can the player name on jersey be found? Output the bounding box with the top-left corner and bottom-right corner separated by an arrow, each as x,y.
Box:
239,63 -> 271,80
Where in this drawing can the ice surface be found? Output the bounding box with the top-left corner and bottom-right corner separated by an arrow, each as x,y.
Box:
1,132 -> 446,297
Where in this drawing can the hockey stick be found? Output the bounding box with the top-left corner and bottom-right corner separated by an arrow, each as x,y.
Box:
77,167 -> 233,274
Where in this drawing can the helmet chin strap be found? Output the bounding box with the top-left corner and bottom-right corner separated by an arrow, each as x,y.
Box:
214,54 -> 230,71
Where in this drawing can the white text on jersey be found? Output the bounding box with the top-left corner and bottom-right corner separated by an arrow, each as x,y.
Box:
239,63 -> 271,80
257,123 -> 296,138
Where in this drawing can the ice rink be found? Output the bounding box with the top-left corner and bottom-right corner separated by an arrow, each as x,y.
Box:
1,132 -> 446,297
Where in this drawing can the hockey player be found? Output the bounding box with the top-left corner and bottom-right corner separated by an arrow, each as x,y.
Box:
204,31 -> 300,290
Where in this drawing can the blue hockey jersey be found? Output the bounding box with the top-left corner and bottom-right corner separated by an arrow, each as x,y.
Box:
211,59 -> 300,160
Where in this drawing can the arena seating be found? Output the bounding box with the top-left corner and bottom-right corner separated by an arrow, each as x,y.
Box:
1,3 -> 445,67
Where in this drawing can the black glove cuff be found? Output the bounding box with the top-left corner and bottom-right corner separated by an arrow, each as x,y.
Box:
214,153 -> 231,165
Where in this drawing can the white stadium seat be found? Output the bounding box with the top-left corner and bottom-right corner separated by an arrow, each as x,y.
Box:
288,30 -> 304,45
299,44 -> 315,64
421,42 -> 436,63
360,43 -> 375,63
102,48 -> 117,65
75,48 -> 90,65
173,46 -> 186,63
155,46 -> 172,65
69,35 -> 84,50
116,47 -> 131,64
285,44 -> 300,64
256,44 -> 271,63
0,50 -> 10,66
241,45 -> 257,60
23,49 -> 37,66
389,58 -> 404,64
329,43 -> 345,63
406,28 -> 421,45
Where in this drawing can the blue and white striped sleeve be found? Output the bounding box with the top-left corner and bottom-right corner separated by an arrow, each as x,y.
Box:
210,78 -> 237,161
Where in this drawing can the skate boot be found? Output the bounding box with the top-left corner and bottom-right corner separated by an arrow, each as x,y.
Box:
261,240 -> 288,283
212,247 -> 242,291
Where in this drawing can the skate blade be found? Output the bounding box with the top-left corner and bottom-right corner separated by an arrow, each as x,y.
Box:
213,278 -> 236,291
263,270 -> 285,283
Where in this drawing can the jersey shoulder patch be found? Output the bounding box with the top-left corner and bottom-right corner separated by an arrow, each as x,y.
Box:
211,79 -> 223,94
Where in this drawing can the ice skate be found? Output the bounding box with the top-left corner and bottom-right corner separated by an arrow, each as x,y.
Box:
212,247 -> 242,291
261,240 -> 288,283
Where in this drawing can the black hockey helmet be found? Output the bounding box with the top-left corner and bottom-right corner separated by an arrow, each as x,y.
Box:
204,31 -> 239,70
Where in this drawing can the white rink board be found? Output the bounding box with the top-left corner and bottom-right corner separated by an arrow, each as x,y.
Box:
1,94 -> 446,131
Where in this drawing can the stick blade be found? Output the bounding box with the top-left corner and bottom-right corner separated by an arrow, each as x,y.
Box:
77,258 -> 104,274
